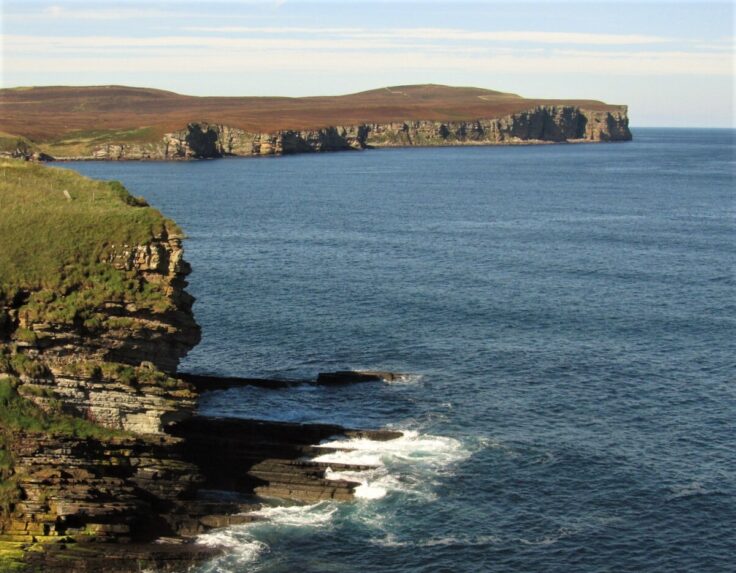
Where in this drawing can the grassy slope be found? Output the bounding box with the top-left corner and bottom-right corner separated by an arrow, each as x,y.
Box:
0,84 -> 627,148
0,159 -> 177,296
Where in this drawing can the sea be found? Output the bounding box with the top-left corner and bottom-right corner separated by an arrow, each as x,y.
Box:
63,128 -> 735,573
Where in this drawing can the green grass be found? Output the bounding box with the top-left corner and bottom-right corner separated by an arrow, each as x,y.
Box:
0,134 -> 33,155
0,377 -> 121,441
0,159 -> 176,290
0,541 -> 26,572
40,127 -> 162,157
50,126 -> 160,145
0,160 -> 179,318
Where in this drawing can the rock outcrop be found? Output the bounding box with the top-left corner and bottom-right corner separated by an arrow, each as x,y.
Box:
3,229 -> 200,435
0,162 -> 404,571
54,105 -> 630,161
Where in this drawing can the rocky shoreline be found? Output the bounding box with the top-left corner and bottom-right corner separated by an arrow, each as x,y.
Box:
0,162 -> 407,571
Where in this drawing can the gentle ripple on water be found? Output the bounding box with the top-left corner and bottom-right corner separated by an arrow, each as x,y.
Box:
63,128 -> 735,572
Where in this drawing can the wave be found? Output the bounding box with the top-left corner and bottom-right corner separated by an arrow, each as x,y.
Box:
196,502 -> 338,571
372,532 -> 501,548
196,532 -> 268,571
197,429 -> 470,571
314,430 -> 470,502
665,481 -> 722,501
384,373 -> 424,385
314,430 -> 469,469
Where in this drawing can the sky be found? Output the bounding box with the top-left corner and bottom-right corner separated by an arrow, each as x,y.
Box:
1,1 -> 734,127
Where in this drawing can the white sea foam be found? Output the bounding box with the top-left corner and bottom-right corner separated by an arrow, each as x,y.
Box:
197,429 -> 470,570
196,502 -> 338,571
324,467 -> 387,499
666,481 -> 714,501
314,430 -> 469,469
384,373 -> 423,385
249,501 -> 338,526
315,430 -> 470,503
371,533 -> 500,548
196,529 -> 269,571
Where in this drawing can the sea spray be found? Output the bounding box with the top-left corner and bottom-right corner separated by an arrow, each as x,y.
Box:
316,431 -> 472,501
196,502 -> 338,572
196,429 -> 472,571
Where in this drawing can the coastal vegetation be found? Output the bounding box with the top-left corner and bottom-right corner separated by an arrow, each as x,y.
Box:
0,160 -> 178,326
0,160 -> 175,290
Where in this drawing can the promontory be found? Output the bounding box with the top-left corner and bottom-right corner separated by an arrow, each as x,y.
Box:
0,160 -> 401,571
0,84 -> 632,161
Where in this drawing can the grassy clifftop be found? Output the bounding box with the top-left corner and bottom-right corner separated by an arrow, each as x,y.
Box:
0,160 -> 178,296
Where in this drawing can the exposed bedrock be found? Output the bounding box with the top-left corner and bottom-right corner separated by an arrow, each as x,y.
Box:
4,417 -> 396,542
80,105 -> 631,160
169,417 -> 402,502
2,230 -> 200,435
180,369 -> 409,391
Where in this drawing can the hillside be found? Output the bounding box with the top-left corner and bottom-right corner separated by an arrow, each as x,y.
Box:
0,84 -> 630,159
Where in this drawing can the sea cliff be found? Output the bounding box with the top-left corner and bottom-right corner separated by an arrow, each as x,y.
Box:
59,106 -> 632,161
0,160 -> 400,572
0,84 -> 632,162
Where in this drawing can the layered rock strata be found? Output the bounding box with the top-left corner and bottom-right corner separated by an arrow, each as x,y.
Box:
50,105 -> 631,161
3,229 -> 200,435
170,417 -> 401,503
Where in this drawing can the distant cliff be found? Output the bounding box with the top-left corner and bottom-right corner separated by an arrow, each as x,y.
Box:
49,106 -> 632,161
0,84 -> 631,161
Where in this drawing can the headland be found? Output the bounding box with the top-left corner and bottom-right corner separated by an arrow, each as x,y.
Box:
0,84 -> 632,161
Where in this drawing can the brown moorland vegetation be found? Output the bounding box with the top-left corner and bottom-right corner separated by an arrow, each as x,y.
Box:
0,83 -> 626,143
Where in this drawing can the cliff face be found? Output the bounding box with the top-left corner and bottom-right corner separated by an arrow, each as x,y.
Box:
363,106 -> 631,146
3,230 -> 199,435
75,105 -> 631,160
0,163 -> 206,567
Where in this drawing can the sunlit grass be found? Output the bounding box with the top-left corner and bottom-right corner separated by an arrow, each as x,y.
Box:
0,160 -> 179,306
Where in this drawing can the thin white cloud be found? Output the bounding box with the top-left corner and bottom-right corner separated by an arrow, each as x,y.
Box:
1,34 -> 465,52
3,41 -> 732,78
183,26 -> 672,46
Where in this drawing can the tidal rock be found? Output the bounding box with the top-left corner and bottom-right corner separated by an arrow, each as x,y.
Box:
316,370 -> 408,385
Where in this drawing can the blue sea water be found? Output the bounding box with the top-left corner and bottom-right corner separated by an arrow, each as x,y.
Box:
65,129 -> 735,572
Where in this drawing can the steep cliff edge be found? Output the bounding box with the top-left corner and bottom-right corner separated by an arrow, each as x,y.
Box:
0,160 -> 206,570
0,162 -> 200,434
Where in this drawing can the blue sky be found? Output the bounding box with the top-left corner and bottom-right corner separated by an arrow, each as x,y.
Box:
1,1 -> 733,126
